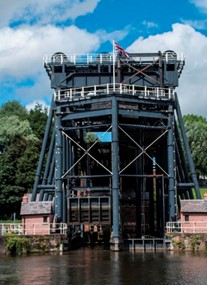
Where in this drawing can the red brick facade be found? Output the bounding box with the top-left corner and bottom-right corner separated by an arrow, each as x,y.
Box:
180,193 -> 207,233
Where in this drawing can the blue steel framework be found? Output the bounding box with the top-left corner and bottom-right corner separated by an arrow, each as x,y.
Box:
31,51 -> 200,250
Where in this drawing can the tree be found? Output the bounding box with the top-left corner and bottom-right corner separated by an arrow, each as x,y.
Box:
0,101 -> 47,218
0,138 -> 27,217
183,114 -> 207,178
0,101 -> 28,120
0,115 -> 38,150
28,103 -> 48,141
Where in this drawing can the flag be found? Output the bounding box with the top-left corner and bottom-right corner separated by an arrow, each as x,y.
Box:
114,41 -> 130,58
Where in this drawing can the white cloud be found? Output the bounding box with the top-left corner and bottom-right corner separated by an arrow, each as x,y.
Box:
96,26 -> 130,44
0,25 -> 100,78
181,19 -> 207,30
0,23 -> 102,107
142,21 -> 158,29
0,0 -> 101,27
190,0 -> 207,12
127,23 -> 207,116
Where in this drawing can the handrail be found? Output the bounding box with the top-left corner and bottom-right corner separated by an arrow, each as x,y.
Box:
166,221 -> 207,234
0,223 -> 68,236
54,83 -> 174,102
43,52 -> 184,65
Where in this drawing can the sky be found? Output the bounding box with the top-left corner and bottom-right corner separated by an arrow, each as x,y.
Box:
1,0 -> 207,116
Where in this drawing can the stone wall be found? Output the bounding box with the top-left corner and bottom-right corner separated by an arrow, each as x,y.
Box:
170,233 -> 207,251
0,234 -> 69,255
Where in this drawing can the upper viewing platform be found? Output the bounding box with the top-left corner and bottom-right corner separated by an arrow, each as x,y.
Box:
44,50 -> 185,101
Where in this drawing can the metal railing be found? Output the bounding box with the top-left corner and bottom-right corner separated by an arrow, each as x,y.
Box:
43,52 -> 184,65
0,223 -> 68,236
166,221 -> 207,234
54,83 -> 174,102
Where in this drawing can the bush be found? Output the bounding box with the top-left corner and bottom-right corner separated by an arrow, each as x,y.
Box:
6,234 -> 31,255
189,235 -> 201,251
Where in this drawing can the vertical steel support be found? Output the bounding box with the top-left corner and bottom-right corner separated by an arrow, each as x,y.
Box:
42,129 -> 55,185
39,130 -> 55,201
175,93 -> 201,199
55,107 -> 63,221
167,106 -> 176,221
31,98 -> 54,201
111,97 -> 120,250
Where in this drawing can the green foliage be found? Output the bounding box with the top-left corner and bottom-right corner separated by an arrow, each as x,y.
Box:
6,234 -> 31,255
15,143 -> 40,189
183,114 -> 207,177
0,101 -> 48,218
173,237 -> 185,251
31,236 -> 51,252
28,103 -> 48,141
189,235 -> 201,251
84,132 -> 99,143
0,101 -> 28,120
0,115 -> 38,148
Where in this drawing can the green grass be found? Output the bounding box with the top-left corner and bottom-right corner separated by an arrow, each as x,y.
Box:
0,220 -> 21,224
192,188 -> 207,199
200,188 -> 207,199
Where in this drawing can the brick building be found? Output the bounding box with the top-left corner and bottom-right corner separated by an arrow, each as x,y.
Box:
180,193 -> 207,233
20,194 -> 54,235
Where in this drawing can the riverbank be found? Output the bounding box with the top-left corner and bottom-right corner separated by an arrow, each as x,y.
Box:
1,232 -> 207,256
169,233 -> 207,251
0,234 -> 69,255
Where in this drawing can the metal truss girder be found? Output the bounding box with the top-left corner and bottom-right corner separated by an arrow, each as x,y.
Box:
121,59 -> 160,85
119,123 -> 167,130
119,109 -> 167,119
120,174 -> 166,178
62,108 -> 112,121
62,123 -> 111,131
56,95 -> 112,107
119,125 -> 169,176
61,126 -> 113,179
116,96 -> 172,105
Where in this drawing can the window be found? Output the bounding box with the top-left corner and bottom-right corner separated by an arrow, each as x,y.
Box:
185,215 -> 189,222
166,64 -> 175,71
43,216 -> 48,223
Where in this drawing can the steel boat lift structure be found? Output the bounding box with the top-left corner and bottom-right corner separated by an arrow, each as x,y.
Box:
31,49 -> 200,250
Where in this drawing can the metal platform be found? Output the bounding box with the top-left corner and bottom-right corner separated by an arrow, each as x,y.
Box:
123,237 -> 171,252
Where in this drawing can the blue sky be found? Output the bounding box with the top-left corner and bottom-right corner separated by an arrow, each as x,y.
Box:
1,0 -> 207,115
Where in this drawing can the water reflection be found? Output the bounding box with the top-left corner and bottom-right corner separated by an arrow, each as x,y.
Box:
0,249 -> 207,285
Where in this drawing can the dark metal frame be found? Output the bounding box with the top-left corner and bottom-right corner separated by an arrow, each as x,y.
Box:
31,51 -> 200,248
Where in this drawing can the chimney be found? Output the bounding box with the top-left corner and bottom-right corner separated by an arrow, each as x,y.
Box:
22,193 -> 28,204
204,193 -> 207,201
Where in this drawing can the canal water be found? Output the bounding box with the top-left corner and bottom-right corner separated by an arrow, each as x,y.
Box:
0,248 -> 207,285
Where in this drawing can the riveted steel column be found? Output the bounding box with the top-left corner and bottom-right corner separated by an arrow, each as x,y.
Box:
175,93 -> 201,198
55,107 -> 63,221
32,98 -> 54,201
111,97 -> 120,250
167,106 -> 176,221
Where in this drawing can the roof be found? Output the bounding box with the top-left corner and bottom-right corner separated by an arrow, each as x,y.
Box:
20,201 -> 53,216
181,200 -> 207,213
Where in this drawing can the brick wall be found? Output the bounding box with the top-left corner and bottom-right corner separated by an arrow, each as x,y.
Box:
22,215 -> 54,235
181,213 -> 207,233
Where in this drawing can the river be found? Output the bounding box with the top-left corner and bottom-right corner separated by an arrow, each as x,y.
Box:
0,248 -> 207,285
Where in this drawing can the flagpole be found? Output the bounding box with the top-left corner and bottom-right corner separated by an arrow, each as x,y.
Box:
112,40 -> 116,92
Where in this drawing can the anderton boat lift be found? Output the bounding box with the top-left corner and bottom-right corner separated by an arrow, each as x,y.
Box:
6,48 -> 202,251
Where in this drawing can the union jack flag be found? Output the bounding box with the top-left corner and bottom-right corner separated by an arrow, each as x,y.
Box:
114,41 -> 130,58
